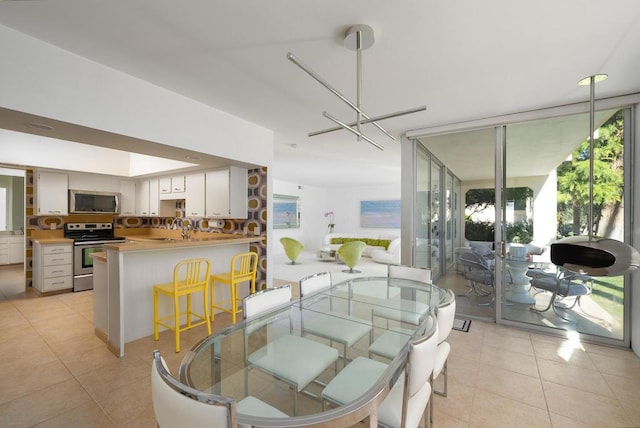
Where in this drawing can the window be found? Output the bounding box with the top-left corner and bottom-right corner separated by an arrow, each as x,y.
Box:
465,187 -> 533,243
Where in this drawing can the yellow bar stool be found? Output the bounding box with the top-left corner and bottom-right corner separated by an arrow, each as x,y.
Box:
153,258 -> 212,353
211,252 -> 258,324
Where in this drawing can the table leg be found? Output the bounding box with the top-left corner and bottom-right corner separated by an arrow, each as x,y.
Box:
505,261 -> 536,305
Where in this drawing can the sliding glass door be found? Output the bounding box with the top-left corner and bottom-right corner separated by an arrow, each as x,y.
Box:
406,105 -> 633,346
501,108 -> 631,344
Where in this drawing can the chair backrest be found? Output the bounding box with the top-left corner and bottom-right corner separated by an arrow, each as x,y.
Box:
436,289 -> 456,344
230,252 -> 258,282
388,265 -> 432,283
299,271 -> 331,297
337,241 -> 367,268
403,315 -> 439,427
243,284 -> 292,320
174,258 -> 211,292
459,251 -> 490,270
151,350 -> 235,428
280,237 -> 304,260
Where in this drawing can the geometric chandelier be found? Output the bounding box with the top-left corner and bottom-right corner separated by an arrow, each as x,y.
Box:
287,24 -> 426,151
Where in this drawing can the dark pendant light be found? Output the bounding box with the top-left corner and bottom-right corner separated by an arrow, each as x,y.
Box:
550,74 -> 640,277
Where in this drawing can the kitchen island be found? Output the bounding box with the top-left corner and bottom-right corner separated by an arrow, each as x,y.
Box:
96,234 -> 263,357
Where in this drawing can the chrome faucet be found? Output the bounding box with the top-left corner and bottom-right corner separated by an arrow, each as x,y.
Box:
181,222 -> 194,240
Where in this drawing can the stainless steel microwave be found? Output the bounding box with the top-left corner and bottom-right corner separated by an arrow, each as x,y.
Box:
69,190 -> 121,214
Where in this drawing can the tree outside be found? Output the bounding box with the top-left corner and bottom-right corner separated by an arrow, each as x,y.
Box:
556,110 -> 624,239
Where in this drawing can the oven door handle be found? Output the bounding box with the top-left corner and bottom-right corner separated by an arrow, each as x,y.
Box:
73,240 -> 122,246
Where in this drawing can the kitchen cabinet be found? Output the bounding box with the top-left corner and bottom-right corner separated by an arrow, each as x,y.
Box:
158,177 -> 171,194
36,171 -> 68,216
159,175 -> 185,200
136,178 -> 161,216
119,180 -> 136,216
32,242 -> 73,292
184,173 -> 205,217
0,239 -> 8,265
149,179 -> 160,216
136,179 -> 151,216
205,166 -> 248,219
8,236 -> 24,264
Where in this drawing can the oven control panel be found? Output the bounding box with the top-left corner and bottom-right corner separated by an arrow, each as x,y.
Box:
65,223 -> 113,231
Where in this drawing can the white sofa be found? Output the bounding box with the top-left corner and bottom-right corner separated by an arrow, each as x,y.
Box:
323,233 -> 401,265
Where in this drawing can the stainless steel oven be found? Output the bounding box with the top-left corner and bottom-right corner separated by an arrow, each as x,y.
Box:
65,223 -> 126,292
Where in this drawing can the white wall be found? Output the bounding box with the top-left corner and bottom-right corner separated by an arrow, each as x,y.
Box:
272,180 -> 402,256
272,180 -> 328,255
330,183 -> 402,237
0,25 -> 273,168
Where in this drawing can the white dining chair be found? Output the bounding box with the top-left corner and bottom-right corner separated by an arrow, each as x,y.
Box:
430,289 -> 456,425
243,284 -> 339,415
243,284 -> 293,319
299,272 -> 372,366
151,350 -> 286,428
388,265 -> 432,283
320,312 -> 439,428
321,356 -> 388,410
378,318 -> 439,428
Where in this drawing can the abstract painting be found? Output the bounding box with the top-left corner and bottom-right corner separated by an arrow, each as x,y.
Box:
360,200 -> 401,228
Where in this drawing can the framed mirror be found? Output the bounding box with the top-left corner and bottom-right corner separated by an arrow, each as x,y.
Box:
273,194 -> 300,229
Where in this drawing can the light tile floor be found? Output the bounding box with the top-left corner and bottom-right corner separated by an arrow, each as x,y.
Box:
2,263 -> 640,427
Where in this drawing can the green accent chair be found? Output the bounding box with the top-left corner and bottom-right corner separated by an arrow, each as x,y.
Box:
338,241 -> 367,274
280,237 -> 304,265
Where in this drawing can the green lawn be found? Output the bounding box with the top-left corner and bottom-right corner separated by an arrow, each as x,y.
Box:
590,276 -> 624,325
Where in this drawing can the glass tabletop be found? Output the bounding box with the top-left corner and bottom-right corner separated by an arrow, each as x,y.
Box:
179,276 -> 446,426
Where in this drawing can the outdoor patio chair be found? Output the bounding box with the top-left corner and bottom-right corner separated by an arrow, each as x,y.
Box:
527,267 -> 593,321
458,251 -> 495,306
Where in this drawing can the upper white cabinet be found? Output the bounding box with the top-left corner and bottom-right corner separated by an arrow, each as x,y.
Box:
137,178 -> 161,216
136,179 -> 151,216
158,177 -> 171,194
185,173 -> 205,217
159,175 -> 186,200
205,167 -> 248,219
119,180 -> 136,216
149,179 -> 160,216
36,171 -> 68,216
137,178 -> 175,217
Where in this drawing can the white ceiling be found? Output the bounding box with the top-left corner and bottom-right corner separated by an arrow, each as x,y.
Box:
0,1 -> 639,187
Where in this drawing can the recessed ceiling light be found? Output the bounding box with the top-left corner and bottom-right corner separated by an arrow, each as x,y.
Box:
24,122 -> 55,131
185,155 -> 201,160
578,74 -> 607,86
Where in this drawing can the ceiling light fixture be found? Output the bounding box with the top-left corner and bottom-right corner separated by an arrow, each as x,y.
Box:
550,74 -> 639,276
287,24 -> 426,151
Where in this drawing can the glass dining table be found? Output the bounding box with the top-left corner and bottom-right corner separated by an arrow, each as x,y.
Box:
179,276 -> 447,427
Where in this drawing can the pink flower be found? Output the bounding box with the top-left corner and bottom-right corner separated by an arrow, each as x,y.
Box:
324,211 -> 335,229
